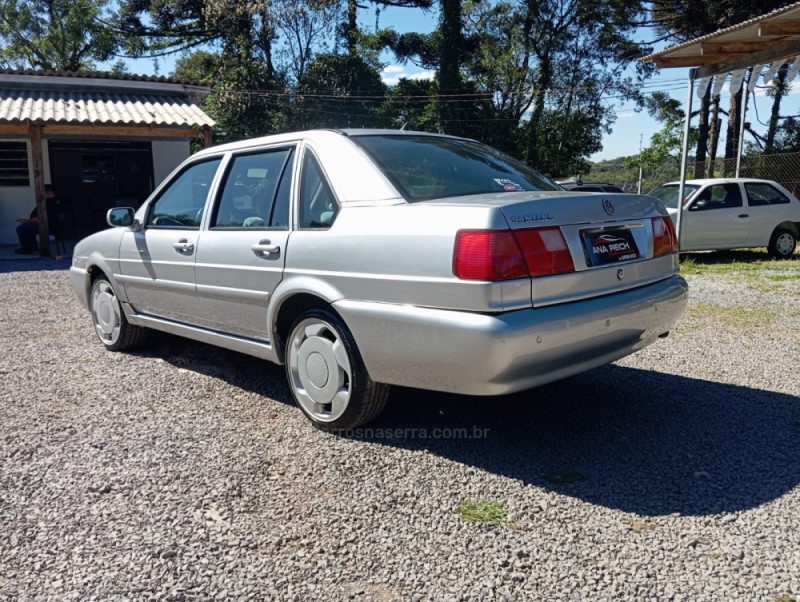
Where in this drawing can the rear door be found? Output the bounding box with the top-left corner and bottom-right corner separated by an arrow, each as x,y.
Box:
193,146 -> 296,340
682,182 -> 749,249
118,157 -> 222,323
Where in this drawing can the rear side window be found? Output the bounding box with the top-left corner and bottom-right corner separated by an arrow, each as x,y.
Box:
298,151 -> 339,229
353,135 -> 560,201
745,183 -> 790,207
211,148 -> 293,229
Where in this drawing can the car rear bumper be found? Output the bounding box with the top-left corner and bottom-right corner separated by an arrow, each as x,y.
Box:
334,274 -> 688,396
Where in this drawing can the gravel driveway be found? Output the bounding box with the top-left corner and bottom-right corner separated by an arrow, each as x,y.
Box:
1,253 -> 798,601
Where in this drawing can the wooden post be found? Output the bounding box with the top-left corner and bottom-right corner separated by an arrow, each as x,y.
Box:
202,125 -> 213,148
29,123 -> 50,257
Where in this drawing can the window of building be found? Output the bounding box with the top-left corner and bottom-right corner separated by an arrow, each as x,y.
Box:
0,142 -> 30,187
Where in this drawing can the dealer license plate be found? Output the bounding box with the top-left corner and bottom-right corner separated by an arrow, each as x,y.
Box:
581,228 -> 640,266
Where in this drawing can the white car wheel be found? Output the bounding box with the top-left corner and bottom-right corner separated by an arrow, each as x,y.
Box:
285,308 -> 390,431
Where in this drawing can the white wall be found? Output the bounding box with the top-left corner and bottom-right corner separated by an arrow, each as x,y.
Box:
151,140 -> 191,188
0,139 -> 47,246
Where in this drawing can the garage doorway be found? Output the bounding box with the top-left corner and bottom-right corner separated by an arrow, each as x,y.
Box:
49,140 -> 155,239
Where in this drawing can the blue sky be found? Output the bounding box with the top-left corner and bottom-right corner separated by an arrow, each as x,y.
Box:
112,6 -> 800,163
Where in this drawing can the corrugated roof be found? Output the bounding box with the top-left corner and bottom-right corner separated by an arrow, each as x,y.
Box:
642,1 -> 800,65
0,68 -> 206,87
0,89 -> 215,128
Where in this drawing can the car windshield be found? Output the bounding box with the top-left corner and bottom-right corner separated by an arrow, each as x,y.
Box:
352,135 -> 561,201
648,183 -> 700,209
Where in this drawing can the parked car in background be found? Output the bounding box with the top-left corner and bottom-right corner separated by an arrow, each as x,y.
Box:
70,130 -> 688,430
649,178 -> 800,258
569,184 -> 625,193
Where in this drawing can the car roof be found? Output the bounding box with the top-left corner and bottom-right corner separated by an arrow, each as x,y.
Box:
658,178 -> 780,186
191,128 -> 468,158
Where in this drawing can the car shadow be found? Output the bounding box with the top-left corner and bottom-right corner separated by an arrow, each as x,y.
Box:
0,258 -> 71,274
138,335 -> 800,518
682,249 -> 798,265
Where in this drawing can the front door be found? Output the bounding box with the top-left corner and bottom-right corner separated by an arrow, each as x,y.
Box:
194,146 -> 296,340
683,182 -> 750,249
118,157 -> 222,323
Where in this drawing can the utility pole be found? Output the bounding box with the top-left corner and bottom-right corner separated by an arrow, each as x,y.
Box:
637,134 -> 643,194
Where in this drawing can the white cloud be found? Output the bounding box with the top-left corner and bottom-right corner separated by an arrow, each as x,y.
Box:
617,111 -> 636,119
381,65 -> 436,86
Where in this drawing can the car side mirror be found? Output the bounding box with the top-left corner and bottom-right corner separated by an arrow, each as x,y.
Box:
107,207 -> 136,228
689,199 -> 707,211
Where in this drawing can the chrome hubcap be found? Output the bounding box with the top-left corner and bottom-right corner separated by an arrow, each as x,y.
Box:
776,233 -> 795,255
287,318 -> 351,423
92,281 -> 121,345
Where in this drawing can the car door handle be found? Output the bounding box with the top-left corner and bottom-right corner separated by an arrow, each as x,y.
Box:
173,238 -> 194,254
738,214 -> 749,218
251,240 -> 280,256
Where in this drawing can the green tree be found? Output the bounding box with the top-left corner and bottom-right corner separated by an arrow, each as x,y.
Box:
0,0 -> 118,71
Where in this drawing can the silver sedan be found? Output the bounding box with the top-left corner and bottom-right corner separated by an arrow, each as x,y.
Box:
70,130 -> 688,430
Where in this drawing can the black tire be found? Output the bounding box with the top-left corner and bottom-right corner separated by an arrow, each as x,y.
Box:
768,228 -> 797,259
90,276 -> 147,351
285,307 -> 390,431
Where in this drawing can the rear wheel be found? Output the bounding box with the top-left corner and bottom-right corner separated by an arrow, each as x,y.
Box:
90,276 -> 147,351
285,308 -> 390,431
768,228 -> 797,259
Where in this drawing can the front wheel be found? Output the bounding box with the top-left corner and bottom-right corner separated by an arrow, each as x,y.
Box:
90,276 -> 147,351
768,228 -> 797,259
285,308 -> 390,431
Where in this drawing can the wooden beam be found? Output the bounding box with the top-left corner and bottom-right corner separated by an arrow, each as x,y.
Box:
0,124 -> 31,136
655,54 -> 728,67
760,21 -> 800,36
696,37 -> 800,78
701,41 -> 774,55
29,124 -> 50,257
202,125 -> 213,148
41,124 -> 201,139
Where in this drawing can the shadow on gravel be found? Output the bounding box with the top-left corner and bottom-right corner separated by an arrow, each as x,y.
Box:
0,258 -> 71,273
135,334 -> 800,518
682,249 -> 799,265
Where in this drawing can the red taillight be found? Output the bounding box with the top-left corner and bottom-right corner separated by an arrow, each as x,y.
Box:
652,216 -> 677,256
453,230 -> 528,280
512,227 -> 575,277
453,227 -> 575,280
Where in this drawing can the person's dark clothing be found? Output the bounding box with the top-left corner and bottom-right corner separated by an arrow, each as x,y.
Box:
16,197 -> 60,253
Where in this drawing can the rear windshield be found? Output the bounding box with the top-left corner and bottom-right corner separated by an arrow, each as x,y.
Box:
352,135 -> 561,201
648,183 -> 700,209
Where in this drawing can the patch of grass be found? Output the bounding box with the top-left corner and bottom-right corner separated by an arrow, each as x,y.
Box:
775,594 -> 796,602
629,518 -> 656,534
686,302 -> 794,329
680,249 -> 799,277
766,274 -> 800,282
457,499 -> 507,524
542,471 -> 585,485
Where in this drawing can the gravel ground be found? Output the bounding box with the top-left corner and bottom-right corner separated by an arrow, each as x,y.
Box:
1,254 -> 799,601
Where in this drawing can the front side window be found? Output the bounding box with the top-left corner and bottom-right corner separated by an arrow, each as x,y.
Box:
745,183 -> 790,207
211,148 -> 293,229
298,151 -> 339,229
691,183 -> 742,210
147,158 -> 222,228
353,135 -> 561,201
647,183 -> 700,209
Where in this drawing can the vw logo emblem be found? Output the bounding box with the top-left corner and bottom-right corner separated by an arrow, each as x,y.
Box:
617,268 -> 625,280
602,198 -> 615,215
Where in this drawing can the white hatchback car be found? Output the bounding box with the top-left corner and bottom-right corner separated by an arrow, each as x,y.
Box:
648,178 -> 800,258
